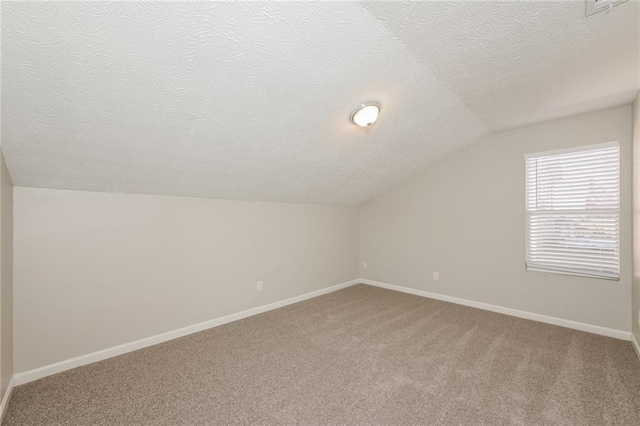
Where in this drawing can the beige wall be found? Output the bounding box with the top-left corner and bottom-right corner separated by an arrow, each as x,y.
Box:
14,188 -> 358,373
11,104 -> 636,374
359,105 -> 632,332
633,93 -> 640,343
0,152 -> 13,401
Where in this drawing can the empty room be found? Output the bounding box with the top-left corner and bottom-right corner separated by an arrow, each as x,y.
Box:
0,0 -> 639,424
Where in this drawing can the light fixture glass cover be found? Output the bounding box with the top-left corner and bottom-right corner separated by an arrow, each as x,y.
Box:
351,102 -> 380,127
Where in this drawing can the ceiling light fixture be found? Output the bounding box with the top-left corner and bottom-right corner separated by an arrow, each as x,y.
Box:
350,102 -> 380,127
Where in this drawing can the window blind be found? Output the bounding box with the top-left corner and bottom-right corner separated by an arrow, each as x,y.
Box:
525,143 -> 620,280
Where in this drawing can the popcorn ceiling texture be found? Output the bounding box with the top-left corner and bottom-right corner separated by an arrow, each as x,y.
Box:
366,0 -> 640,132
2,1 -> 638,205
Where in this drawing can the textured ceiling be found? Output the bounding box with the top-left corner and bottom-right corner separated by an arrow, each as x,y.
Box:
365,0 -> 640,132
2,1 -> 638,205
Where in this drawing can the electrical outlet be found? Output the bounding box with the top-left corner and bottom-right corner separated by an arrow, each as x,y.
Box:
257,281 -> 263,292
363,262 -> 368,270
637,310 -> 640,328
433,272 -> 439,281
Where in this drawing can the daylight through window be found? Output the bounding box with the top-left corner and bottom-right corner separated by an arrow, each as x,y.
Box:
525,143 -> 620,280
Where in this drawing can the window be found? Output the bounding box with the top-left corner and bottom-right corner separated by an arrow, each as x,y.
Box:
525,142 -> 620,280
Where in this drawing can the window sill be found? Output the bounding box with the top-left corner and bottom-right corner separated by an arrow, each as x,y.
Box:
526,266 -> 620,281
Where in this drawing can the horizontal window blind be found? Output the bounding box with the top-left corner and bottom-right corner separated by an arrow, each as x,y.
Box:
525,143 -> 620,280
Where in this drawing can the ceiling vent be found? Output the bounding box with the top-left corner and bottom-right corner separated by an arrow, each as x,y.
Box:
585,0 -> 629,16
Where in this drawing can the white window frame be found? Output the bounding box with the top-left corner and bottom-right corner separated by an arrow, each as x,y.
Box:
524,141 -> 620,281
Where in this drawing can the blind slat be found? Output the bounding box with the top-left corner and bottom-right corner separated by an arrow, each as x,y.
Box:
525,144 -> 620,280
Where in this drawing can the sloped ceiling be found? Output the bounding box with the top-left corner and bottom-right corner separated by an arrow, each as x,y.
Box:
2,1 -> 638,205
365,0 -> 640,131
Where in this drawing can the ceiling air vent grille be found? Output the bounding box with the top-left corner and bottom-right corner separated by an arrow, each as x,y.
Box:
585,0 -> 629,17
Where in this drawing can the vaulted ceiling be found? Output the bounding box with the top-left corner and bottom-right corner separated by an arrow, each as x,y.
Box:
2,1 -> 638,204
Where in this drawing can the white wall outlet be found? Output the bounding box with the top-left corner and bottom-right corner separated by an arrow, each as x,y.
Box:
433,272 -> 439,281
637,310 -> 640,328
257,281 -> 263,292
363,262 -> 368,270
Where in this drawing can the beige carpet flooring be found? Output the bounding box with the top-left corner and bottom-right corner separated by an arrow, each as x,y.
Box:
4,284 -> 640,425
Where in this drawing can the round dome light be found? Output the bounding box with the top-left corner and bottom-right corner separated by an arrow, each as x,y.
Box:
350,102 -> 380,127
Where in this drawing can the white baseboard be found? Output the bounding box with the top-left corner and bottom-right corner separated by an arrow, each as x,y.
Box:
13,278 -> 633,387
14,279 -> 360,386
0,376 -> 15,423
361,279 -> 631,341
632,333 -> 640,361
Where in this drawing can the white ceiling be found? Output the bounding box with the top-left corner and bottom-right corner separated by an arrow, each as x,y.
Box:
366,0 -> 640,131
2,1 -> 638,205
